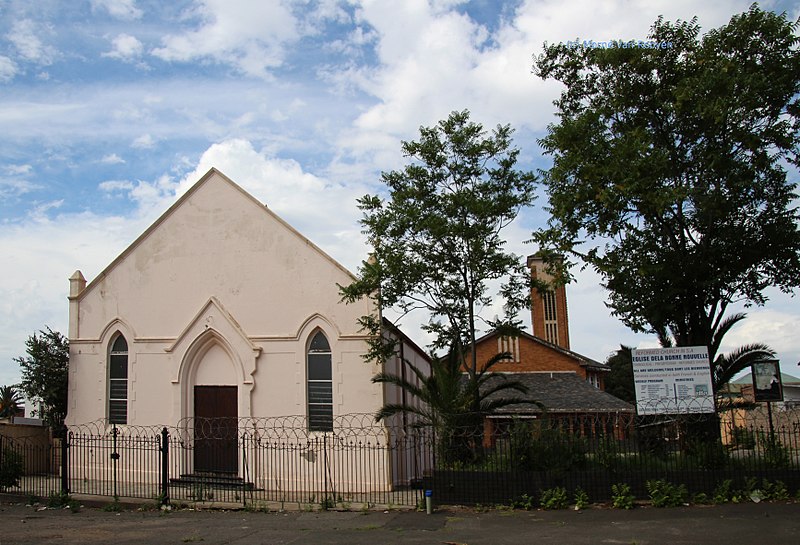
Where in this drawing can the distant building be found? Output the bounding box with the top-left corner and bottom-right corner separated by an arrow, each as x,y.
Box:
471,254 -> 634,439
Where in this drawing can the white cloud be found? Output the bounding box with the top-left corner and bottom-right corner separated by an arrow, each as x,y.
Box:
337,0 -> 754,166
0,55 -> 19,82
29,199 -> 64,221
103,33 -> 144,62
718,308 -> 800,366
4,164 -> 32,175
0,177 -> 38,198
98,180 -> 134,192
131,133 -> 156,149
91,0 -> 143,20
0,208 -> 150,386
7,19 -> 56,65
99,153 -> 125,165
151,0 -> 299,78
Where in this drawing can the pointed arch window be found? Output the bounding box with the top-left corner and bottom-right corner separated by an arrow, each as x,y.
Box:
307,331 -> 333,432
109,334 -> 128,424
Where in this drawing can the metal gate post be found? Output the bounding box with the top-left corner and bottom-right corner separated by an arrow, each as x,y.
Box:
160,427 -> 170,506
60,426 -> 69,495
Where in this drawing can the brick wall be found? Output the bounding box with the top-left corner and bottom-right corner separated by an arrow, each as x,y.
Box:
471,334 -> 588,380
528,255 -> 570,350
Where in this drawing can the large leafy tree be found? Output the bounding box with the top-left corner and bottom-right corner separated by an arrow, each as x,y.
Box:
14,327 -> 69,429
340,110 -> 537,412
532,6 -> 800,389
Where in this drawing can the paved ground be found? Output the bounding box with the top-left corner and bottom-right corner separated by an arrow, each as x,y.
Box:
0,500 -> 798,545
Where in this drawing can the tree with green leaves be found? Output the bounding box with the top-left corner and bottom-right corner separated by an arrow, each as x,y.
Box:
604,346 -> 636,405
14,327 -> 69,429
532,5 -> 800,393
0,385 -> 23,419
340,109 -> 537,415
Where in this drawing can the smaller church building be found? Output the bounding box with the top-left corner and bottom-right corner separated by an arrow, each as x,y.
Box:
472,255 -> 634,436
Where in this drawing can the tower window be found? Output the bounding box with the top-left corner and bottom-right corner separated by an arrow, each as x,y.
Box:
543,290 -> 559,345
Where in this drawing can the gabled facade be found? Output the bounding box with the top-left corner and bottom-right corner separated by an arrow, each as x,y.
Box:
65,168 -> 433,491
474,329 -> 609,390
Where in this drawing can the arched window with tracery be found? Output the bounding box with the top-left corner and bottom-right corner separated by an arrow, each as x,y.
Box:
109,334 -> 128,424
307,331 -> 333,432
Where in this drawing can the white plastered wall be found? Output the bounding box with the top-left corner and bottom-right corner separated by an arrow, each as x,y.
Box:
66,169 -> 379,428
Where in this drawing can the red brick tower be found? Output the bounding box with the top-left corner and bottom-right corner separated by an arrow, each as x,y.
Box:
527,254 -> 570,350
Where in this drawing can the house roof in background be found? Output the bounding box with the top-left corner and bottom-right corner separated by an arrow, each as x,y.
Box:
732,372 -> 800,385
473,372 -> 634,414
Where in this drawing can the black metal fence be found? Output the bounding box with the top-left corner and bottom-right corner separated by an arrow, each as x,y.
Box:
1,405 -> 799,508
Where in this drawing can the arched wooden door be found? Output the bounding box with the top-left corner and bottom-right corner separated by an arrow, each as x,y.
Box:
194,385 -> 238,474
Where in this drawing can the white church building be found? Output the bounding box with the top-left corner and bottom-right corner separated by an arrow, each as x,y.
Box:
64,168 -> 429,496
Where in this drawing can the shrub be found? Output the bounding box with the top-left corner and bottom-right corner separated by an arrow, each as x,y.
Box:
759,435 -> 792,469
731,426 -> 756,449
102,495 -> 123,512
0,447 -> 24,489
573,487 -> 590,510
510,422 -> 587,472
47,491 -> 71,508
593,439 -> 621,470
611,483 -> 635,509
510,493 -> 536,510
712,479 -> 747,504
646,479 -> 687,507
539,487 -> 569,510
762,479 -> 789,501
691,492 -> 710,505
684,439 -> 729,470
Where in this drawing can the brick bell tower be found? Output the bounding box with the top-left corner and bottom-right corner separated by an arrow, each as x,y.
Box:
527,254 -> 570,350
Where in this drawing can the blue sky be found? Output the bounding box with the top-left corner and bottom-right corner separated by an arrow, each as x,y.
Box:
1,0 -> 799,389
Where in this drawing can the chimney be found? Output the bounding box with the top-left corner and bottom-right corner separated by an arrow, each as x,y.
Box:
527,254 -> 570,349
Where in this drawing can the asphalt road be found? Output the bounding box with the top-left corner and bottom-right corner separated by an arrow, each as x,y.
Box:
1,500 -> 798,545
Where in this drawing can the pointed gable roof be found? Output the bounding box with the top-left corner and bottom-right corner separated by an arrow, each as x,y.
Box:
75,168 -> 356,301
474,328 -> 609,371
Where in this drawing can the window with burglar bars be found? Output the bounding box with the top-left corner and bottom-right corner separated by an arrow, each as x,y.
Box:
307,331 -> 333,432
108,334 -> 128,424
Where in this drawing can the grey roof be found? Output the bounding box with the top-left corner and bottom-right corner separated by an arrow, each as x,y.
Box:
732,372 -> 800,385
476,372 -> 634,414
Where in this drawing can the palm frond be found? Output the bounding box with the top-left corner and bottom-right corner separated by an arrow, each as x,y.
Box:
713,342 -> 775,390
374,403 -> 433,424
710,312 -> 748,358
371,372 -> 425,400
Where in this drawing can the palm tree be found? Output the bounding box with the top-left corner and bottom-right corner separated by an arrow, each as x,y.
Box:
660,312 -> 774,394
0,385 -> 23,420
708,313 -> 774,393
372,339 -> 529,463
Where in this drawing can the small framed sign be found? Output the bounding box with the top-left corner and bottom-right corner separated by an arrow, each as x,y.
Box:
752,360 -> 783,402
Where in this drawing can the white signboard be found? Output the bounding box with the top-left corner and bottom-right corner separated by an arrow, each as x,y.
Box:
631,346 -> 715,415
